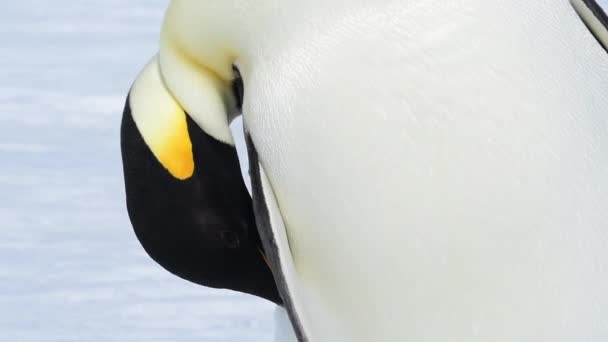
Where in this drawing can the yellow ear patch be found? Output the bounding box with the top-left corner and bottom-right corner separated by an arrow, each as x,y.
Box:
151,106 -> 194,180
129,56 -> 194,180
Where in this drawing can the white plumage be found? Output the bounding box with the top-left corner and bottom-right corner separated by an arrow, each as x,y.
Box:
157,1 -> 608,340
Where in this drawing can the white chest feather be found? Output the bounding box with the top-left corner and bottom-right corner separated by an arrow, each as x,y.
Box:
242,1 -> 608,341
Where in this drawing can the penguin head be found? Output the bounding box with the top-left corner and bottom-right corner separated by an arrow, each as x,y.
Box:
120,56 -> 281,305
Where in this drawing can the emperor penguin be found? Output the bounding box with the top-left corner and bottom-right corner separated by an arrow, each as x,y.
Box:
121,0 -> 608,341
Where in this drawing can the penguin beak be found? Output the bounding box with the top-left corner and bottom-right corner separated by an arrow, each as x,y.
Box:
120,56 -> 282,305
260,248 -> 272,268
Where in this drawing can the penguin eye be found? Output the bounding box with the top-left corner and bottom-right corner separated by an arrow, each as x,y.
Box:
571,0 -> 608,52
219,230 -> 241,249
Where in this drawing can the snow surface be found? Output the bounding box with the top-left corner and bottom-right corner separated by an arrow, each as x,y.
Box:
0,1 -> 275,341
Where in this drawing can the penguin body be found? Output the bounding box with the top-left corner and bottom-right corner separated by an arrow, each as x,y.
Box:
121,1 -> 608,341
242,1 -> 608,340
